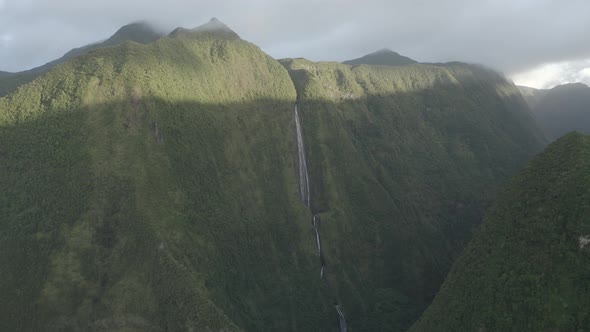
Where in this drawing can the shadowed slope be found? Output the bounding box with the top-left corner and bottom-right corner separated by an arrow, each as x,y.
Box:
411,132 -> 590,331
532,83 -> 590,140
517,85 -> 548,109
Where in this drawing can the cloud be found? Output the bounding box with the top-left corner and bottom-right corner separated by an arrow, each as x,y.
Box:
511,59 -> 590,89
0,33 -> 12,42
0,0 -> 589,85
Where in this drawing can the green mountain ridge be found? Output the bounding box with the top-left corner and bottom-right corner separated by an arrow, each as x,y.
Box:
0,22 -> 163,97
343,48 -> 417,66
411,132 -> 590,331
1,18 -> 547,331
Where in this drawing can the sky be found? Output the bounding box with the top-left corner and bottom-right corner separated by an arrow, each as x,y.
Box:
1,0 -> 589,89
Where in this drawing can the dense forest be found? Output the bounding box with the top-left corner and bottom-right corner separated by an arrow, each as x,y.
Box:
4,17 -> 584,331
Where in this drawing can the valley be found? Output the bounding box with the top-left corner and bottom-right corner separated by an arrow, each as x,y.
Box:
1,15 -> 588,332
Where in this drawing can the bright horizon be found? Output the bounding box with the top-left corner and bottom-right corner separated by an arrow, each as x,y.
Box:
511,59 -> 590,89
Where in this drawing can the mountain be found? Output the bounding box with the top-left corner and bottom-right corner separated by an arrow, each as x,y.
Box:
528,82 -> 590,140
0,20 -> 322,331
169,17 -> 240,39
343,48 -> 417,66
0,22 -> 163,97
411,132 -> 590,331
517,85 -> 548,109
280,58 -> 546,330
0,71 -> 38,98
37,21 -> 163,73
0,18 -> 547,331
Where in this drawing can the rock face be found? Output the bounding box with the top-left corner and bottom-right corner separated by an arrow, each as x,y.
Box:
411,132 -> 590,332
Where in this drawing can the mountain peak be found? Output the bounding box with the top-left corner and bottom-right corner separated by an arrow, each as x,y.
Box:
169,18 -> 240,39
374,48 -> 396,54
552,82 -> 590,91
343,49 -> 417,66
195,17 -> 233,32
105,21 -> 162,45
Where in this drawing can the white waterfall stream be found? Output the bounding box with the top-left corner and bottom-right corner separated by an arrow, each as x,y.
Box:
312,215 -> 324,279
294,103 -> 347,332
294,103 -> 310,208
335,305 -> 348,332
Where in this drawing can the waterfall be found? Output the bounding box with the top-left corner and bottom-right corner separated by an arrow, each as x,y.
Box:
335,304 -> 348,332
294,103 -> 346,331
312,215 -> 324,279
296,104 -> 324,278
294,103 -> 310,208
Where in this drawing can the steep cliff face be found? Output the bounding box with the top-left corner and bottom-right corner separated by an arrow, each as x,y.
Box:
281,58 -> 546,330
0,20 -> 548,331
0,26 -> 338,331
412,132 -> 590,331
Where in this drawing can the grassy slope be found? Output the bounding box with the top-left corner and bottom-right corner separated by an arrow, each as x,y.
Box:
0,23 -> 162,98
411,132 -> 590,331
281,59 -> 547,330
0,33 -> 338,331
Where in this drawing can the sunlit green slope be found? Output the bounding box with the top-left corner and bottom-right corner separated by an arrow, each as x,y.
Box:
0,22 -> 163,98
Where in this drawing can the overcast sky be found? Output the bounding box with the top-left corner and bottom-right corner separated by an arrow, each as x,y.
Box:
1,0 -> 589,88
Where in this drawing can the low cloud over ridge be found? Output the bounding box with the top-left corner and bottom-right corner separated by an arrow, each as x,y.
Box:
0,0 -> 589,87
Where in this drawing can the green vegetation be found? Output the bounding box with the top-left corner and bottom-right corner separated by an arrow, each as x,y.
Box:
0,70 -> 39,99
343,49 -> 417,66
281,58 -> 546,330
0,20 -> 548,331
0,22 -> 162,97
0,28 -> 337,331
527,83 -> 590,140
411,132 -> 590,331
